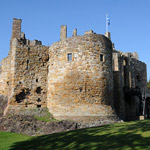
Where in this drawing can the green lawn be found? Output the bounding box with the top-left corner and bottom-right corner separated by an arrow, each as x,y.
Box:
1,120 -> 150,150
0,131 -> 29,150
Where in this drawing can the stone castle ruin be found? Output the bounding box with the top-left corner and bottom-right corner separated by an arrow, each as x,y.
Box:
0,18 -> 147,123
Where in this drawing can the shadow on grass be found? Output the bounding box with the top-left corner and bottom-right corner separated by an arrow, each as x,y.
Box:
9,120 -> 150,150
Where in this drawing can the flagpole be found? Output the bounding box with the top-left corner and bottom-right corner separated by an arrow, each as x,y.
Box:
106,13 -> 108,33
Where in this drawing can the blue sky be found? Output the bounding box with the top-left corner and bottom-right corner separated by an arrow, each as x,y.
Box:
0,0 -> 150,79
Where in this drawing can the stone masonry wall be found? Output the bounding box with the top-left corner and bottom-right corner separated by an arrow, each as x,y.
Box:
0,56 -> 11,96
0,18 -> 147,122
10,18 -> 21,51
9,41 -> 49,109
131,58 -> 147,90
113,50 -> 147,120
48,34 -> 116,120
113,51 -> 126,119
60,25 -> 67,41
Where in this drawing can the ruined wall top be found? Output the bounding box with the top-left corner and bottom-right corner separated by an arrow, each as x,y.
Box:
10,18 -> 22,50
60,25 -> 67,41
10,18 -> 43,51
72,28 -> 77,36
84,30 -> 95,35
113,50 -> 139,60
11,18 -> 22,39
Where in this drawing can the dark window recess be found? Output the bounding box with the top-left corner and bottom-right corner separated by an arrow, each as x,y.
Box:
67,53 -> 72,61
45,56 -> 49,62
137,75 -> 140,81
25,102 -> 28,107
15,89 -> 30,103
36,79 -> 38,82
79,87 -> 82,92
26,60 -> 29,70
37,105 -> 41,108
100,54 -> 103,62
36,87 -> 42,94
37,98 -> 41,102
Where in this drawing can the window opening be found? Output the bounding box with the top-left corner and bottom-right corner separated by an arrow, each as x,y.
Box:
137,74 -> 140,81
79,87 -> 82,92
26,60 -> 29,70
37,105 -> 41,108
100,54 -> 104,62
37,98 -> 41,102
67,53 -> 72,61
15,89 -> 30,103
36,87 -> 42,94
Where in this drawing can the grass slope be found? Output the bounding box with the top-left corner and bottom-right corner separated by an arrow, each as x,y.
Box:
1,120 -> 150,150
0,132 -> 29,150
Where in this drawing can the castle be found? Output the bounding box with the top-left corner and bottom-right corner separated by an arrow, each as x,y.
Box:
0,18 -> 147,122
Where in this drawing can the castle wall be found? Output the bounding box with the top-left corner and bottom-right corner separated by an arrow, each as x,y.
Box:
113,52 -> 126,120
0,56 -> 11,96
131,58 -> 147,90
113,51 -> 147,120
48,34 -> 116,121
8,42 -> 49,109
0,18 -> 148,122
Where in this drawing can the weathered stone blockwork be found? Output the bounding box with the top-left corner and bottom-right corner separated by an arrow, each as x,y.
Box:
0,18 -> 147,122
10,18 -> 22,51
48,34 -> 115,120
113,50 -> 147,120
0,18 -> 49,113
0,57 -> 11,96
9,43 -> 49,108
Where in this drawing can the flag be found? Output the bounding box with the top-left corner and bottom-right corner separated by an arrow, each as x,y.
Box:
107,17 -> 110,25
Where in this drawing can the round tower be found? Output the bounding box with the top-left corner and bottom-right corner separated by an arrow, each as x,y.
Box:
47,33 -> 116,122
